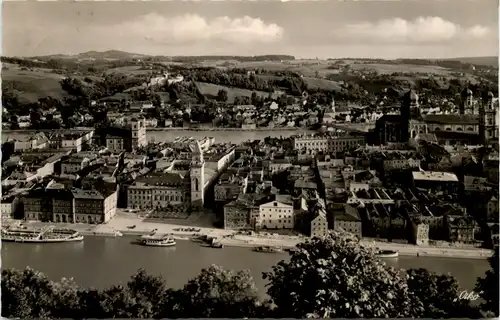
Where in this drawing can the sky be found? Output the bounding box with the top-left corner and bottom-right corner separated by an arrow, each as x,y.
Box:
2,0 -> 499,59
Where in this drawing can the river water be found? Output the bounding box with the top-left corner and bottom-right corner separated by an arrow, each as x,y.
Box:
1,237 -> 489,296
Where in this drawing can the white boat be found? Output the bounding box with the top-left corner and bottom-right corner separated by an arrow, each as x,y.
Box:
376,250 -> 399,258
1,227 -> 84,243
139,233 -> 176,247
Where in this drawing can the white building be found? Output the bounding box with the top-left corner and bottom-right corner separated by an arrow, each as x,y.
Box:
257,200 -> 294,229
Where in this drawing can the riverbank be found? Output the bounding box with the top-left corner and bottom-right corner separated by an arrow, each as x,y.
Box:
147,127 -> 302,132
7,216 -> 492,259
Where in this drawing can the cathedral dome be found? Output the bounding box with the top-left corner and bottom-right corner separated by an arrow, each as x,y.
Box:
467,88 -> 473,96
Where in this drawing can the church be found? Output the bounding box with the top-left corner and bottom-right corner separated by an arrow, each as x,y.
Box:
375,88 -> 499,146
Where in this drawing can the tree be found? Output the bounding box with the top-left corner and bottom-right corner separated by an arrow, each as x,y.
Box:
217,89 -> 228,102
1,267 -> 56,319
263,232 -> 424,318
476,246 -> 499,316
407,268 -> 480,318
126,269 -> 169,318
177,265 -> 262,318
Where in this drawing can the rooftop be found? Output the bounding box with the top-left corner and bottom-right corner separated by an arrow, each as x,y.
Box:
412,171 -> 459,182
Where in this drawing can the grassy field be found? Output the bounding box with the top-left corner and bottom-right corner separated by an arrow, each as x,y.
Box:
348,63 -> 454,75
1,67 -> 67,103
302,77 -> 342,91
105,65 -> 154,76
195,81 -> 281,103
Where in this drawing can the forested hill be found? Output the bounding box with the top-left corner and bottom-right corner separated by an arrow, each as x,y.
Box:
170,55 -> 295,62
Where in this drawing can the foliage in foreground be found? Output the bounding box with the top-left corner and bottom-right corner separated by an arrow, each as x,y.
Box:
1,232 -> 492,319
475,246 -> 499,316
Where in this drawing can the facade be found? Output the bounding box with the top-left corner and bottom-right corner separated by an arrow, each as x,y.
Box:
294,134 -> 365,153
256,201 -> 294,229
14,132 -> 49,152
61,157 -> 90,174
333,204 -> 362,238
127,172 -> 186,210
23,190 -> 53,222
99,118 -> 147,152
310,211 -> 328,237
1,197 -> 19,218
22,181 -> 118,224
479,92 -> 499,145
52,190 -> 75,223
445,216 -> 477,244
412,221 -> 430,246
72,187 -> 118,224
223,200 -> 254,230
383,157 -> 421,171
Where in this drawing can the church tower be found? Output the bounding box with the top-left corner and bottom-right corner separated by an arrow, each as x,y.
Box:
401,89 -> 426,140
460,88 -> 474,115
479,91 -> 499,146
190,140 -> 205,208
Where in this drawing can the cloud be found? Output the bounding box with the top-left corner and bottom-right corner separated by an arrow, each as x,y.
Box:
334,17 -> 490,44
105,13 -> 284,45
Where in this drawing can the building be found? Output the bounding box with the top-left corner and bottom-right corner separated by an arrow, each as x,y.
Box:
412,171 -> 460,194
375,89 -> 495,146
382,153 -> 421,171
61,157 -> 91,174
445,216 -> 478,244
23,189 -> 53,221
190,140 -> 205,210
487,196 -> 499,222
127,172 -> 187,211
293,133 -> 365,153
1,196 -> 19,218
310,210 -> 328,237
13,132 -> 49,152
48,129 -> 94,152
256,200 -> 294,229
411,221 -> 430,246
22,180 -> 118,224
214,172 -> 249,207
71,184 -> 118,224
97,118 -> 147,152
479,92 -> 499,145
126,140 -> 213,213
223,200 -> 253,230
333,204 -> 362,238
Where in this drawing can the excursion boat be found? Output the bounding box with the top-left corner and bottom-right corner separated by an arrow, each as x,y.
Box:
376,250 -> 399,258
1,227 -> 84,243
208,242 -> 224,249
139,233 -> 176,247
253,246 -> 283,253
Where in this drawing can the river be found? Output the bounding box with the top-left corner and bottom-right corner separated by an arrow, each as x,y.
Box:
1,236 -> 489,297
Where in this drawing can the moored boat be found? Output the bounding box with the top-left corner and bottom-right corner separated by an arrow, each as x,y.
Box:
253,246 -> 283,253
376,250 -> 399,258
1,227 -> 84,243
139,233 -> 176,247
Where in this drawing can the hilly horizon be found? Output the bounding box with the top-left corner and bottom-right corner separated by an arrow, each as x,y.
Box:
17,50 -> 497,67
